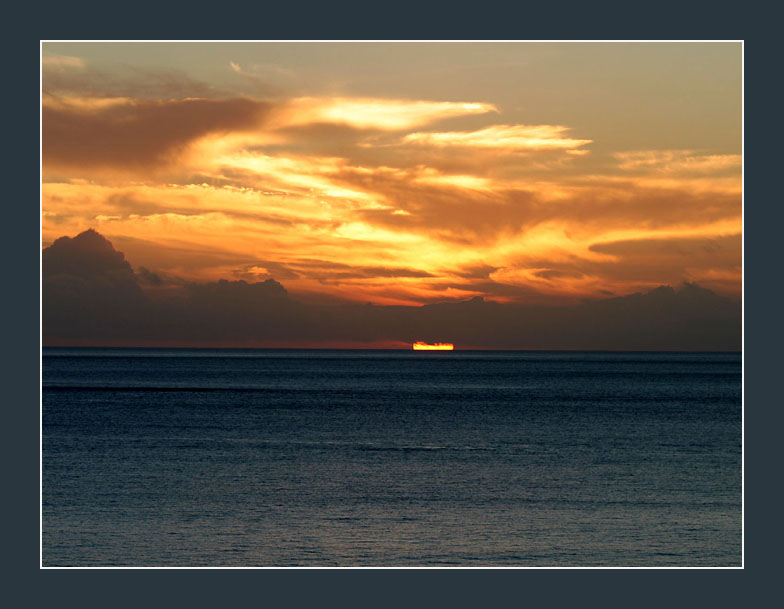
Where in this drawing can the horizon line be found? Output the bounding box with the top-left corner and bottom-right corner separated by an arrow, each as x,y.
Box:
41,345 -> 743,353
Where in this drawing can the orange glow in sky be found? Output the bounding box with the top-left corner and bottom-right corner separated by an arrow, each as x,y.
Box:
41,42 -> 742,307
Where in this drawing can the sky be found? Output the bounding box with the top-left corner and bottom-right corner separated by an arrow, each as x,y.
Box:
41,42 -> 742,348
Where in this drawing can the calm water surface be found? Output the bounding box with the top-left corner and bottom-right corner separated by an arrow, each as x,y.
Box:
42,349 -> 742,567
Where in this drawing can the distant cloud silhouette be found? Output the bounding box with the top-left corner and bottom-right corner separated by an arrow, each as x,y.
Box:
43,228 -> 137,278
43,229 -> 148,342
135,267 -> 165,287
42,230 -> 741,350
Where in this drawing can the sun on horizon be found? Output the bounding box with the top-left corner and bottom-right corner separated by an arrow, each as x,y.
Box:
412,342 -> 455,351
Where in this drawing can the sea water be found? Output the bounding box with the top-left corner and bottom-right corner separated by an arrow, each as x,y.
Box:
42,349 -> 742,567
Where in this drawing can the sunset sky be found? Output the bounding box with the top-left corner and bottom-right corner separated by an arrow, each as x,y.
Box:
42,41 -> 742,308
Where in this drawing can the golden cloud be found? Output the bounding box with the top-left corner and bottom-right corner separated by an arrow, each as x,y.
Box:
403,124 -> 592,150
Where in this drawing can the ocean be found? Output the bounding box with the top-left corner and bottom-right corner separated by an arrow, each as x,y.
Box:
41,349 -> 742,567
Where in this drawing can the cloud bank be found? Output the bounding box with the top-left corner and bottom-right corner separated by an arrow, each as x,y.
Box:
42,231 -> 741,350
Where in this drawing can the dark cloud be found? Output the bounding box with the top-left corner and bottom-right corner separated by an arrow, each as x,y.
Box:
582,234 -> 742,292
134,266 -> 186,288
186,277 -> 287,303
135,266 -> 164,286
398,283 -> 741,350
43,229 -> 148,341
173,279 -> 295,341
533,269 -> 585,280
354,267 -> 434,279
43,228 -> 135,278
457,280 -> 573,305
453,263 -> 499,279
42,231 -> 741,350
43,97 -> 272,170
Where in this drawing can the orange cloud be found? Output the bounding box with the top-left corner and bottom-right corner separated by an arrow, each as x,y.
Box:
281,97 -> 497,130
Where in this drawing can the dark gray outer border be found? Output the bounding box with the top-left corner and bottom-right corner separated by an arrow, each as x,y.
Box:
16,6 -> 772,607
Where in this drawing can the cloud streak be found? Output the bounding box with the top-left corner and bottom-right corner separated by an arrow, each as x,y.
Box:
403,124 -> 592,151
613,150 -> 742,174
43,96 -> 272,171
282,97 -> 497,130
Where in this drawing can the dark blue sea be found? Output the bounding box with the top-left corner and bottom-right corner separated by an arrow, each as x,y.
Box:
42,349 -> 742,567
